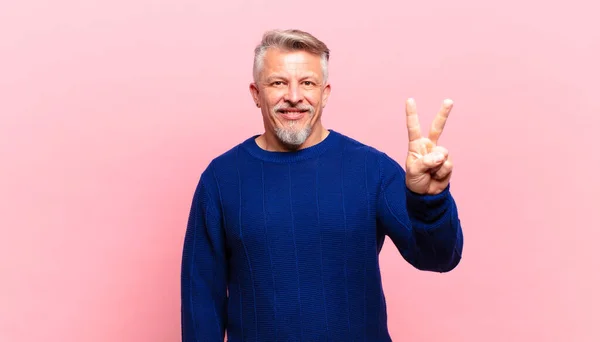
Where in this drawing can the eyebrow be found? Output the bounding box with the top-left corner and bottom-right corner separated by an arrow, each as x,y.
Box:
265,73 -> 320,82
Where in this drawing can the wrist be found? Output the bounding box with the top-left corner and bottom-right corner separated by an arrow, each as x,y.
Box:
406,184 -> 451,223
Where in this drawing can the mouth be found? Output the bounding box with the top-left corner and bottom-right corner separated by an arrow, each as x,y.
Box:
277,108 -> 309,120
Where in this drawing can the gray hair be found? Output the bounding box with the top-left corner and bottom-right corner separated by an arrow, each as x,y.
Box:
253,29 -> 330,84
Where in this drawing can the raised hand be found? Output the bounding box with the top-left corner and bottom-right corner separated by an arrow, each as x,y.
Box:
404,98 -> 454,195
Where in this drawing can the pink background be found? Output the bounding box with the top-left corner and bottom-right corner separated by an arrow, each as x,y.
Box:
1,0 -> 598,341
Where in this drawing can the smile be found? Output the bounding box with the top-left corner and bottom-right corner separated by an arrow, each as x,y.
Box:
278,109 -> 308,120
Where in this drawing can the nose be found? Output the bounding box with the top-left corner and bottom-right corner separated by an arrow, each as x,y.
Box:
283,83 -> 302,104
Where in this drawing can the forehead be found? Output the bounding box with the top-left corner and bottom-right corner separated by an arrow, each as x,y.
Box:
262,48 -> 322,77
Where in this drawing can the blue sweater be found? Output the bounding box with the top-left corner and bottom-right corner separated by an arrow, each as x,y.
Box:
181,130 -> 463,341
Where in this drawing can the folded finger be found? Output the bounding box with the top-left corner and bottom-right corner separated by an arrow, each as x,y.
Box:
432,159 -> 453,180
410,151 -> 446,174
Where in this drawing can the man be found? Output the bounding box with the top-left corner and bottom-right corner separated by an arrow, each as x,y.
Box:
181,29 -> 463,341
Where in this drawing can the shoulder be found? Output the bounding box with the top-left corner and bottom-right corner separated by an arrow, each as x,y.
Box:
334,130 -> 402,165
333,130 -> 406,183
194,136 -> 254,192
204,134 -> 257,173
334,130 -> 380,155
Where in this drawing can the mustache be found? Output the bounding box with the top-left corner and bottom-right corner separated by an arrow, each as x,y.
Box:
273,103 -> 315,112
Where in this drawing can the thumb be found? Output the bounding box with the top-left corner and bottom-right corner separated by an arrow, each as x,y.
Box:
410,152 -> 445,174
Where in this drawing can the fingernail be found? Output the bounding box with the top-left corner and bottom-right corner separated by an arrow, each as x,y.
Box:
433,152 -> 444,162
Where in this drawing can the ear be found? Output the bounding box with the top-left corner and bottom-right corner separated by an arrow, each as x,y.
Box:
321,83 -> 332,108
249,83 -> 260,107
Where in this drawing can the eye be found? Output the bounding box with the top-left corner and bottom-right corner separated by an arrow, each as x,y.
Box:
271,81 -> 284,86
302,81 -> 315,86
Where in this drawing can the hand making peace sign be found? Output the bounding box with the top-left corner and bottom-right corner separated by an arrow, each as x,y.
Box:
404,98 -> 454,195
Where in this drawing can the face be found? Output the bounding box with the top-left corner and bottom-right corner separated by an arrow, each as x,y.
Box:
250,48 -> 331,149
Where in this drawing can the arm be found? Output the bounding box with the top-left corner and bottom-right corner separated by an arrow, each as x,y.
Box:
181,169 -> 228,341
377,152 -> 463,272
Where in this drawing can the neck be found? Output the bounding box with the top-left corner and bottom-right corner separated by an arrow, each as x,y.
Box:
258,123 -> 329,152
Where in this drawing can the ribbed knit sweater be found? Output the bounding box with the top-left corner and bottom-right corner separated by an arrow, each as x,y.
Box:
181,130 -> 463,341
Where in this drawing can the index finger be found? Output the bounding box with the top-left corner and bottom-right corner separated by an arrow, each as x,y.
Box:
428,99 -> 453,144
405,98 -> 422,142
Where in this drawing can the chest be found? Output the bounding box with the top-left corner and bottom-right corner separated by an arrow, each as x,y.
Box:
216,159 -> 381,256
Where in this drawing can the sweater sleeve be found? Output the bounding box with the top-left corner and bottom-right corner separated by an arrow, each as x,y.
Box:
181,168 -> 228,341
376,152 -> 463,273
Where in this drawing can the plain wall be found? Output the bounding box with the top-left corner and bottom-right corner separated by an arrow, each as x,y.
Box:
1,0 -> 598,341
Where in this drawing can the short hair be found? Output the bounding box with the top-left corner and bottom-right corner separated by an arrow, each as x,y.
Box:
253,29 -> 330,84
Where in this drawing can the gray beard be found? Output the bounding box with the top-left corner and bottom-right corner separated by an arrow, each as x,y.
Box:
275,124 -> 312,147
